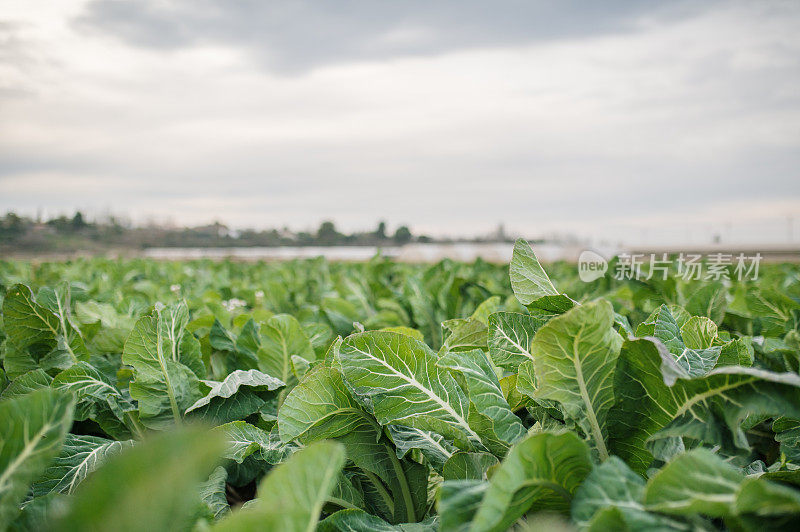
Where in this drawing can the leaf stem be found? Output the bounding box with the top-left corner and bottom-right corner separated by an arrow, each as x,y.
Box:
125,411 -> 146,440
155,309 -> 182,425
573,326 -> 609,460
385,442 -> 417,523
326,497 -> 360,511
361,470 -> 395,517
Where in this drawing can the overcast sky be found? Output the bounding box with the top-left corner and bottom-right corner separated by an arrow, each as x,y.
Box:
1,0 -> 799,244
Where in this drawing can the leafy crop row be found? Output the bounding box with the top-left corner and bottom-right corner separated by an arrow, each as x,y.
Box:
1,243 -> 799,531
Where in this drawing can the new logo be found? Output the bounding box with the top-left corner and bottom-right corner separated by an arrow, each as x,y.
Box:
578,250 -> 608,282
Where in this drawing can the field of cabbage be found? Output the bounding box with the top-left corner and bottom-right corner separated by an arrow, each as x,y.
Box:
1,241 -> 800,531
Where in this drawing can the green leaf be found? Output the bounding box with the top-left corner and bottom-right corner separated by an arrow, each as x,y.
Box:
774,417 -> 800,462
442,319 -> 488,352
487,312 -> 544,372
122,302 -> 205,429
524,300 -> 622,459
509,239 -> 559,306
437,479 -> 487,532
185,369 -> 284,423
279,365 -> 423,524
387,425 -> 456,472
572,457 -> 689,531
319,508 -> 439,531
257,314 -> 315,395
198,466 -> 230,522
437,349 -> 525,455
609,338 -> 800,474
736,477 -> 800,516
209,319 -> 237,352
443,452 -> 499,481
0,369 -> 52,399
52,426 -> 224,532
0,389 -> 75,529
213,440 -> 345,532
498,374 -> 527,412
636,305 -> 684,354
339,331 -> 483,448
643,449 -> 743,517
31,434 -> 134,497
680,316 -> 717,349
214,421 -> 287,463
234,319 -> 262,360
326,473 -> 365,513
717,337 -> 754,367
684,282 -> 727,325
322,297 -> 361,337
637,306 -> 719,377
52,361 -> 134,430
1,284 -> 86,375
470,431 -> 593,532
279,365 -> 375,443
8,493 -> 68,532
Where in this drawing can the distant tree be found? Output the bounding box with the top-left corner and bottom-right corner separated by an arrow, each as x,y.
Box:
317,221 -> 339,245
72,211 -> 87,230
394,225 -> 412,245
297,231 -> 314,245
47,215 -> 72,233
0,212 -> 26,242
375,221 -> 387,240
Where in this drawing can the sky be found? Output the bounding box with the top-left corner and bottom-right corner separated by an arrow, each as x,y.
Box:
1,0 -> 799,245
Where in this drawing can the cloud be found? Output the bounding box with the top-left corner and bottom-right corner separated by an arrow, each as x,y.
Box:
1,0 -> 799,244
74,0 -> 710,73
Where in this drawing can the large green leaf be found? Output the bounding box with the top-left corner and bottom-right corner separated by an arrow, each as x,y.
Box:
198,466 -> 230,522
214,421 -> 291,464
437,479 -> 487,532
609,338 -> 800,473
486,312 -> 544,372
1,284 -> 86,376
30,434 -> 134,497
52,426 -> 224,532
442,318 -> 488,352
509,239 -> 559,306
736,477 -> 800,516
469,431 -> 593,532
443,452 -> 499,481
0,369 -> 52,400
522,300 -> 622,459
257,314 -> 315,398
437,349 -> 525,455
52,361 -> 138,437
636,305 -> 720,377
278,365 -> 374,443
122,302 -> 205,429
8,492 -> 67,532
387,425 -> 456,473
636,305 -> 684,354
185,369 -> 284,423
279,365 -> 424,523
680,316 -> 717,350
213,440 -> 345,532
643,449 -> 743,517
572,457 -> 690,531
0,389 -> 75,529
339,331 -> 483,448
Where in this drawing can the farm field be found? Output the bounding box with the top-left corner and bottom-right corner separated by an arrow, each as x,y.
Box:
1,240 -> 800,531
